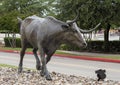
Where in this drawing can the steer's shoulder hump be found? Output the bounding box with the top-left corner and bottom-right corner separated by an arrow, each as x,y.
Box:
24,15 -> 44,24
26,15 -> 43,20
45,16 -> 66,25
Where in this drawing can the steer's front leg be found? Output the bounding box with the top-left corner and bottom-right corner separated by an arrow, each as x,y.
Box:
39,47 -> 52,80
33,48 -> 41,70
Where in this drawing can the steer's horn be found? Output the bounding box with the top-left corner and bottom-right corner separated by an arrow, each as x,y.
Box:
79,23 -> 101,33
67,10 -> 80,24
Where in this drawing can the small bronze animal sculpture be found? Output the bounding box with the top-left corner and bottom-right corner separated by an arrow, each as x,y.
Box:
95,69 -> 106,81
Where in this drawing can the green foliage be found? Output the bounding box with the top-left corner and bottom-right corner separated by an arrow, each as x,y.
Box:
87,41 -> 120,53
4,37 -> 21,47
59,44 -> 80,51
56,0 -> 120,28
0,0 -> 56,33
4,37 -> 32,48
87,41 -> 104,51
0,11 -> 19,32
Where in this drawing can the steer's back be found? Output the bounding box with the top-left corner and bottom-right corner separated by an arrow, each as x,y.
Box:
20,15 -> 63,48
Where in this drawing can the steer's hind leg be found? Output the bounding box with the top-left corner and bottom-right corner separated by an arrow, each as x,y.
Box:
18,39 -> 27,73
46,50 -> 56,64
46,52 -> 54,64
33,48 -> 41,70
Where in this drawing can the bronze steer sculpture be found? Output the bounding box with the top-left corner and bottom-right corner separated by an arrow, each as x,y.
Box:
17,14 -> 100,80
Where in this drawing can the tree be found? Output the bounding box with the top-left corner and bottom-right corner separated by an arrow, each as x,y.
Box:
56,0 -> 120,52
0,0 -> 56,32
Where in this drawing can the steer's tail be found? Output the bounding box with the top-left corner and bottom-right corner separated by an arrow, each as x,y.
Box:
17,17 -> 22,29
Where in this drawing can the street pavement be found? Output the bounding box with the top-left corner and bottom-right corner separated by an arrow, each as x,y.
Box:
0,52 -> 120,81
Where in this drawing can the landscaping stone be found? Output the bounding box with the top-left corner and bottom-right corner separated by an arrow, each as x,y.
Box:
0,67 -> 119,85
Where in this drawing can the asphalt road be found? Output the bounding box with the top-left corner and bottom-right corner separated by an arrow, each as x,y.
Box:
0,52 -> 120,81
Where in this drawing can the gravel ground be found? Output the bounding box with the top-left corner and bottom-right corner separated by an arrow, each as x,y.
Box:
0,67 -> 119,85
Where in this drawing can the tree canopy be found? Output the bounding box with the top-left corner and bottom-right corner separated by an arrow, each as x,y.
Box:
56,0 -> 120,29
0,0 -> 55,32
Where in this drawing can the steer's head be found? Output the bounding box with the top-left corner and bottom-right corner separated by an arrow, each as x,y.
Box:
61,21 -> 87,48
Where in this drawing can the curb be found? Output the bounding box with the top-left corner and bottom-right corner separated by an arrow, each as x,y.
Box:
0,50 -> 120,63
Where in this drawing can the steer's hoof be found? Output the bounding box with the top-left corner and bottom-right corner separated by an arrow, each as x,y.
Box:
18,68 -> 22,74
40,71 -> 44,77
46,75 -> 52,81
36,65 -> 41,70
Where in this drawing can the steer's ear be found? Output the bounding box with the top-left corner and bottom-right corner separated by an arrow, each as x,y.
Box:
61,25 -> 69,31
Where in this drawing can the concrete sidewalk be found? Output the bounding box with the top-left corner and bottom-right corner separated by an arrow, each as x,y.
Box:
0,49 -> 120,63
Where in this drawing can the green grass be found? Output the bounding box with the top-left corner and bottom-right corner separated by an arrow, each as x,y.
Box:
55,51 -> 76,55
0,47 -> 32,52
94,56 -> 120,60
0,64 -> 17,68
0,64 -> 35,71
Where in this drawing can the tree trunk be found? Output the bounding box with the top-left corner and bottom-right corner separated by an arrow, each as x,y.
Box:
104,23 -> 111,52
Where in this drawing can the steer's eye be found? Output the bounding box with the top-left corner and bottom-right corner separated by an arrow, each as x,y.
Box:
62,25 -> 69,29
72,29 -> 78,33
62,25 -> 69,31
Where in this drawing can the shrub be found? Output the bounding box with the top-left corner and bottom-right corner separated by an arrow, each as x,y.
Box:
60,44 -> 80,51
59,41 -> 120,53
4,37 -> 21,47
87,41 -> 104,52
4,37 -> 32,48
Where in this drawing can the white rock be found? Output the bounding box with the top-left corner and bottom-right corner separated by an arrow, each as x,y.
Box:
0,67 -> 119,85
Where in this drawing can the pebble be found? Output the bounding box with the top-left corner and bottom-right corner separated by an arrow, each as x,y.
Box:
0,67 -> 119,85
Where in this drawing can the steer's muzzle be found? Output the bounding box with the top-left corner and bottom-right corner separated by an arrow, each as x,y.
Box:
82,43 -> 87,48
